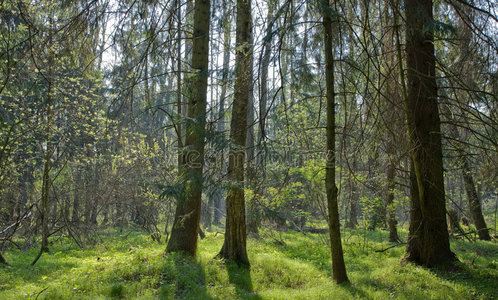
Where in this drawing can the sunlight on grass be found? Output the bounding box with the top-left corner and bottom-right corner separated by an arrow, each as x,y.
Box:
0,228 -> 496,299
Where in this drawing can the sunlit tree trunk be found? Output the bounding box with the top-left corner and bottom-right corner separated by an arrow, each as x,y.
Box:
166,0 -> 210,256
402,0 -> 456,266
218,0 -> 252,266
213,0 -> 231,226
322,0 -> 348,283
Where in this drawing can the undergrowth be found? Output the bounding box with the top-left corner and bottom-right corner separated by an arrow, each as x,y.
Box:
0,228 -> 496,299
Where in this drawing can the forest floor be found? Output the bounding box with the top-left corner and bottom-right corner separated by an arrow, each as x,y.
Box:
0,227 -> 497,299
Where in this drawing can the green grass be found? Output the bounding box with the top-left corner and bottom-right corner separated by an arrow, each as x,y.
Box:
0,228 -> 496,299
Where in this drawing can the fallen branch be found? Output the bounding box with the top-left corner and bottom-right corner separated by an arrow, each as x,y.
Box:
375,242 -> 406,253
0,205 -> 34,235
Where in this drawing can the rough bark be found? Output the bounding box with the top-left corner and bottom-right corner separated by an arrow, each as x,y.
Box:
402,0 -> 456,266
166,0 -> 210,256
218,0 -> 252,266
322,0 -> 349,283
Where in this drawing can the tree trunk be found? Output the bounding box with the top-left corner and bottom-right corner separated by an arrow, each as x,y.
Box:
0,252 -> 7,265
218,0 -> 252,266
404,159 -> 423,262
345,158 -> 359,229
322,0 -> 348,283
448,208 -> 465,237
175,0 -> 184,170
32,34 -> 55,265
245,29 -> 258,236
166,0 -> 210,256
402,0 -> 456,266
213,1 -> 231,226
386,162 -> 400,242
461,157 -> 490,240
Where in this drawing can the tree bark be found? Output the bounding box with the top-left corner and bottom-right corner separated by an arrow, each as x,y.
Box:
386,162 -> 401,242
213,1 -> 231,226
402,0 -> 456,266
218,0 -> 252,266
32,31 -> 55,265
461,156 -> 490,240
345,161 -> 359,229
322,0 -> 349,283
166,0 -> 210,256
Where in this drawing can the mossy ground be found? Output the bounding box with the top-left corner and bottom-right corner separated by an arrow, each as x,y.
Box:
0,228 -> 496,299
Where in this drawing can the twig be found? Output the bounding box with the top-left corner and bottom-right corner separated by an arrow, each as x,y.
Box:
35,287 -> 48,300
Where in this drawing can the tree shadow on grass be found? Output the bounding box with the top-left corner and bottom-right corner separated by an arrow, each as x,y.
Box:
226,261 -> 262,299
160,253 -> 214,300
432,261 -> 498,299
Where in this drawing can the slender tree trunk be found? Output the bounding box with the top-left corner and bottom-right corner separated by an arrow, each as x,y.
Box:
218,0 -> 252,266
166,0 -> 210,256
213,1 -> 231,226
0,252 -> 7,265
258,3 -> 273,153
386,162 -> 401,242
245,29 -> 257,236
444,103 -> 491,241
345,159 -> 359,229
380,0 -> 402,242
176,0 -> 184,170
32,73 -> 53,266
402,0 -> 456,266
322,0 -> 348,283
461,157 -> 490,240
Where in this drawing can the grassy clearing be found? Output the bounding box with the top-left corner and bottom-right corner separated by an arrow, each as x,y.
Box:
0,228 -> 496,299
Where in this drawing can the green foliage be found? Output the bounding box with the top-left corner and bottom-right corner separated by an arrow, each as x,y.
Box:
1,229 -> 496,299
360,196 -> 385,230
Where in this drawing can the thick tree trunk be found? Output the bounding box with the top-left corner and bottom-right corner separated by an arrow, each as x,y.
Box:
166,0 -> 210,256
404,159 -> 423,262
402,0 -> 456,266
218,0 -> 252,266
322,0 -> 348,284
